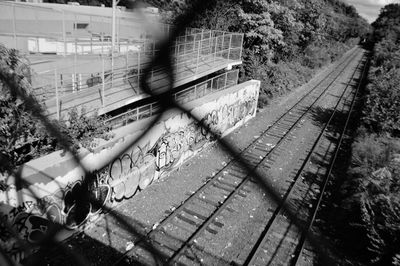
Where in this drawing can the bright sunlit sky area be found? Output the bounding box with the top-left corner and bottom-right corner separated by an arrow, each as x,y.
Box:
342,0 -> 400,23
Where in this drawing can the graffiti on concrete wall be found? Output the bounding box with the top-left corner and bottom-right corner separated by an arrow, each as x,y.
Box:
155,124 -> 205,172
100,90 -> 258,202
108,142 -> 157,201
201,93 -> 257,139
0,168 -> 111,253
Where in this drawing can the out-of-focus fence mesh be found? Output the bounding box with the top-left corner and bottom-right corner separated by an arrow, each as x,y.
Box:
0,0 -> 335,265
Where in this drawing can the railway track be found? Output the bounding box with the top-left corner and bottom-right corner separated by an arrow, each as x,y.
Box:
241,51 -> 368,266
113,47 -> 366,265
290,53 -> 369,266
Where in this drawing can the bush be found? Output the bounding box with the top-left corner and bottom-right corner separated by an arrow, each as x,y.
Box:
242,49 -> 314,108
257,93 -> 270,109
362,68 -> 400,137
63,107 -> 113,151
302,41 -> 352,69
373,39 -> 400,71
351,134 -> 400,172
339,136 -> 400,265
302,44 -> 332,69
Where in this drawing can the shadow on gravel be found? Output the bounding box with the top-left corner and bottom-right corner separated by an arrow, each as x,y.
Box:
120,242 -> 234,266
21,214 -> 165,266
24,232 -> 125,266
309,106 -> 351,139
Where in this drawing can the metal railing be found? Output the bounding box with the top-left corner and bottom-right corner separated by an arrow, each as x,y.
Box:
105,69 -> 239,128
30,32 -> 243,118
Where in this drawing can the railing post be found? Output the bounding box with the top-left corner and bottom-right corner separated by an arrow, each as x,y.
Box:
62,10 -> 67,57
72,74 -> 75,92
224,72 -> 228,88
222,32 -> 225,57
101,17 -> 105,54
34,9 -> 40,52
227,34 -> 233,60
60,73 -> 63,92
240,34 -> 244,60
90,16 -> 93,54
101,55 -> 105,107
209,35 -> 212,57
78,73 -> 82,91
184,33 -> 187,46
195,40 -> 201,75
100,32 -> 104,54
235,69 -> 239,85
174,43 -> 177,57
138,51 -> 141,88
117,16 -> 121,52
73,37 -> 77,92
126,51 -> 129,74
55,69 -> 60,120
213,36 -> 217,64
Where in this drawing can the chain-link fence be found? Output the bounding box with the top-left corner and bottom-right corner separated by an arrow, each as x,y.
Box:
0,1 -> 336,265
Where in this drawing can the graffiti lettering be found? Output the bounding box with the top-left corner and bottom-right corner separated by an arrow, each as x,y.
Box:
201,97 -> 257,139
155,124 -> 204,172
109,143 -> 157,200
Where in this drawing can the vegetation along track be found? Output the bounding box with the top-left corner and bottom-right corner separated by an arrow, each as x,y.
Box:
241,49 -> 368,266
113,47 -> 365,265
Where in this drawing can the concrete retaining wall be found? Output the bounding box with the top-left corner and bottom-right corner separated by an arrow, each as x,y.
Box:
0,80 -> 260,257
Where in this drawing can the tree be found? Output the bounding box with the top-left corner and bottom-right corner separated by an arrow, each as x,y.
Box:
0,44 -> 58,174
372,4 -> 400,42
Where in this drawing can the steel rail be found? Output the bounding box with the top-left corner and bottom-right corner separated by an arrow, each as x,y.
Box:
242,50 -> 367,266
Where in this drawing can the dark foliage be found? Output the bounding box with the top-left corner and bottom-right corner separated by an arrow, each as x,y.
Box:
338,136 -> 400,265
336,4 -> 400,265
362,4 -> 400,137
